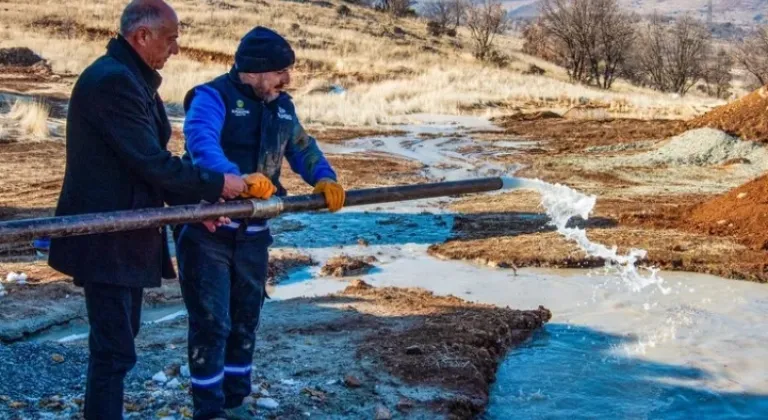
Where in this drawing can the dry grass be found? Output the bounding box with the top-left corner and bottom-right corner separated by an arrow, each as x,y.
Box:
158,59 -> 229,106
0,0 -> 724,125
0,26 -> 103,75
2,98 -> 50,141
296,66 -> 720,125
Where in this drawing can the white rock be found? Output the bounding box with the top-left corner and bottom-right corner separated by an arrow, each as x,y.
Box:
259,388 -> 270,397
256,398 -> 279,410
180,364 -> 190,378
280,379 -> 298,386
165,378 -> 181,389
14,273 -> 27,284
152,371 -> 168,383
325,379 -> 338,386
5,272 -> 26,283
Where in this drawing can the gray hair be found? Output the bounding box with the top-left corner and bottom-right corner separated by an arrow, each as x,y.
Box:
119,1 -> 166,36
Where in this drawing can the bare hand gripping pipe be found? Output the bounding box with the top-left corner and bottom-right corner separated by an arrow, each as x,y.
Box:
0,177 -> 520,244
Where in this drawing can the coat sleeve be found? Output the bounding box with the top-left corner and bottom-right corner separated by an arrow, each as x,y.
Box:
183,86 -> 241,175
95,72 -> 225,203
284,117 -> 337,186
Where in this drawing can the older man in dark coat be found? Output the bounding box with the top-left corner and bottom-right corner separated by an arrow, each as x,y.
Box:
47,1 -> 246,418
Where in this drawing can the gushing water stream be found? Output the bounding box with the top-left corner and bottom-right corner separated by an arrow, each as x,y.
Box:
507,177 -> 669,294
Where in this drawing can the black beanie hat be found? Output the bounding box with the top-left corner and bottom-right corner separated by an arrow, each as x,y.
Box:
234,26 -> 295,73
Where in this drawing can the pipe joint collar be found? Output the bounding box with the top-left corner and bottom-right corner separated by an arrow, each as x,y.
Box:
248,197 -> 284,219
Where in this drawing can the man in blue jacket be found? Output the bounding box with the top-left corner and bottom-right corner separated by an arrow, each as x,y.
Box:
176,26 -> 345,419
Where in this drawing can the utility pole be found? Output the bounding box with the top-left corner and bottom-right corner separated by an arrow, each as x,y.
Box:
707,0 -> 713,26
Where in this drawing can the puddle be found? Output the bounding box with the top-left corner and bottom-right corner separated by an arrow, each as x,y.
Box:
30,303 -> 187,344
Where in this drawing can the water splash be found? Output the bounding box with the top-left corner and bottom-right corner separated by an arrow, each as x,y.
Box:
503,177 -> 669,294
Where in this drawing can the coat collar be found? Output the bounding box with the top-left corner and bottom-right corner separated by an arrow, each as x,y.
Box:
107,35 -> 163,92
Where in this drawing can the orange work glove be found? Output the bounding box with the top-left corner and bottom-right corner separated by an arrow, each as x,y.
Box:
240,173 -> 276,200
313,179 -> 345,212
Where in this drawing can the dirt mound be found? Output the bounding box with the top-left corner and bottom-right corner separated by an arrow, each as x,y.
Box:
267,251 -> 315,285
563,105 -> 612,121
320,255 -> 377,277
685,174 -> 768,250
343,284 -> 552,417
688,85 -> 768,143
618,128 -> 768,168
0,48 -> 51,75
0,48 -> 44,68
491,110 -> 561,123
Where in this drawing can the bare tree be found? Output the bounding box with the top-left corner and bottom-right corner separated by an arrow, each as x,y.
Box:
423,0 -> 454,30
593,0 -> 635,88
636,14 -> 711,95
451,0 -> 468,27
376,0 -> 415,17
735,25 -> 768,87
521,21 -> 559,62
704,48 -> 734,99
537,0 -> 587,82
423,0 -> 468,30
537,0 -> 634,88
465,0 -> 509,61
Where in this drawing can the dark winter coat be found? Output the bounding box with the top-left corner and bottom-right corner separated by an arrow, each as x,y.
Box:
48,36 -> 225,288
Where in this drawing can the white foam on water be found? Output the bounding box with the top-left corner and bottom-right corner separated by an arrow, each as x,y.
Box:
504,177 -> 669,294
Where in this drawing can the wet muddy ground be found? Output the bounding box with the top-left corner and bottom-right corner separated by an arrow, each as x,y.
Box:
0,281 -> 550,419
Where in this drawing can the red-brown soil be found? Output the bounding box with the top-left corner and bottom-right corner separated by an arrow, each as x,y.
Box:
687,85 -> 768,143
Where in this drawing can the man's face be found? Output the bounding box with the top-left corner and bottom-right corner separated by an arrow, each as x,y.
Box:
133,14 -> 180,70
241,68 -> 292,101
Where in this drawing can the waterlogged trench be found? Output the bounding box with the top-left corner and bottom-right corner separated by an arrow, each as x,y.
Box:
277,115 -> 768,418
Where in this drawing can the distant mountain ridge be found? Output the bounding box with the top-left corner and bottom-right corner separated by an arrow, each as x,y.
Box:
503,0 -> 768,24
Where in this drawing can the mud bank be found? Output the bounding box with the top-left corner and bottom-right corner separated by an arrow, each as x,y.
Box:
0,282 -> 550,419
429,227 -> 768,283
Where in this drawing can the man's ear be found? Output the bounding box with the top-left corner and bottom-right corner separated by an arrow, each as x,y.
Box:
134,26 -> 153,47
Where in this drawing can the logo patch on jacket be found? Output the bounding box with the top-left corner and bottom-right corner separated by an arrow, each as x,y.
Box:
231,99 -> 250,117
277,106 -> 293,121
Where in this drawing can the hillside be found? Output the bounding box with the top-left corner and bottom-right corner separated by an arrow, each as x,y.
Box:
0,0 -> 721,127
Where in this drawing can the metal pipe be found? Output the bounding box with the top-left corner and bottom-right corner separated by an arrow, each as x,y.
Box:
0,177 -> 504,244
